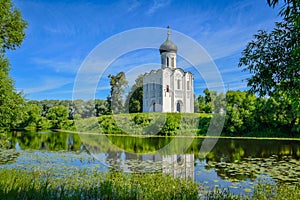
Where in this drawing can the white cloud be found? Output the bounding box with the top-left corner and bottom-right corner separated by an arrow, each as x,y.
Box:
32,57 -> 81,74
126,0 -> 142,12
23,76 -> 73,94
147,0 -> 171,15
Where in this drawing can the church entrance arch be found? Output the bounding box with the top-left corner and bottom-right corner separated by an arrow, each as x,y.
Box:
176,100 -> 183,112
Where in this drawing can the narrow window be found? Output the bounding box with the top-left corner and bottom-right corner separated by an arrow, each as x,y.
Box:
177,102 -> 181,112
186,75 -> 190,90
177,79 -> 181,90
171,57 -> 175,67
167,57 -> 169,67
166,85 -> 169,92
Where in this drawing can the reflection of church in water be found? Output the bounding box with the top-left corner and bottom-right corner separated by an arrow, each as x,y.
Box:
162,154 -> 194,180
143,26 -> 194,113
132,153 -> 194,180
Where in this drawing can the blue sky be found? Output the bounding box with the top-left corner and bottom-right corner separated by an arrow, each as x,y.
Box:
8,0 -> 281,100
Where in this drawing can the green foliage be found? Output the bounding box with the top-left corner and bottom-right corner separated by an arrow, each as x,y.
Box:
255,91 -> 299,133
95,99 -> 110,116
196,89 -> 225,114
98,115 -> 124,134
97,113 -> 204,136
239,0 -> 299,97
46,105 -> 70,129
0,169 -> 198,200
224,91 -> 257,134
0,132 -> 10,148
132,113 -> 151,126
125,74 -> 144,113
0,0 -> 27,130
108,72 -> 128,114
0,167 -> 299,199
0,0 -> 27,54
252,181 -> 300,200
0,57 -> 25,130
239,0 -> 299,133
160,113 -> 181,136
197,116 -> 212,135
19,102 -> 42,129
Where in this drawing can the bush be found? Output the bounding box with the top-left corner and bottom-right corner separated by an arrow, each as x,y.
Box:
159,113 -> 181,136
98,115 -> 124,134
132,113 -> 151,126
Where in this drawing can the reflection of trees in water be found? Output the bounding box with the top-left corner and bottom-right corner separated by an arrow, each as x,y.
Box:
10,132 -> 300,163
205,139 -> 300,163
10,131 -> 82,151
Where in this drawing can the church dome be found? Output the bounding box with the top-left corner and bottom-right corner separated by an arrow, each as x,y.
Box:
159,26 -> 178,54
159,39 -> 178,54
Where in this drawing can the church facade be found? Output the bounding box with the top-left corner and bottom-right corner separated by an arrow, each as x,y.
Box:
143,27 -> 194,113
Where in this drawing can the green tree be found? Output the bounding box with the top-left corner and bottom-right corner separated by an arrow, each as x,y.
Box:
125,74 -> 143,113
263,91 -> 299,132
224,91 -> 257,134
197,89 -> 221,113
267,0 -> 300,25
108,72 -> 128,114
197,94 -> 206,113
46,105 -> 69,129
0,58 -> 25,130
0,0 -> 27,54
95,99 -> 110,116
0,0 -> 27,130
21,102 -> 42,129
239,0 -> 299,132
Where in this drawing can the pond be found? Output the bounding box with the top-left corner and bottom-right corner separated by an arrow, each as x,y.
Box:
1,130 -> 300,195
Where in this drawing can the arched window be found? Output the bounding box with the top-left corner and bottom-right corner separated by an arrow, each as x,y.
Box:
176,102 -> 181,112
171,57 -> 175,67
167,57 -> 169,67
177,79 -> 181,90
153,102 -> 156,112
186,75 -> 190,90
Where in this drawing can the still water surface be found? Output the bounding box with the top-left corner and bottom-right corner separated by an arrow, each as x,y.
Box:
2,131 -> 300,194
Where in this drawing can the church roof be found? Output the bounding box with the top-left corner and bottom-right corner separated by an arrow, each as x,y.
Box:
159,26 -> 178,54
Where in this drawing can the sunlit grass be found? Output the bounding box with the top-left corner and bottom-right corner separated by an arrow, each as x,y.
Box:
0,167 -> 299,199
0,168 -> 198,199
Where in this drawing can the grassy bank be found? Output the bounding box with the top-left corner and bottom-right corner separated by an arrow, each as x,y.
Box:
0,168 -> 299,199
73,113 -> 299,138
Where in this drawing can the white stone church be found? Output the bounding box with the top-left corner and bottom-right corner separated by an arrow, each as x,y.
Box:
143,27 -> 194,113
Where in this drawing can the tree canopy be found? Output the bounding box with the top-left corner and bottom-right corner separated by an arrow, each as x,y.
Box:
125,74 -> 143,113
108,72 -> 128,114
239,0 -> 299,97
0,0 -> 27,55
0,0 -> 27,130
238,0 -> 299,132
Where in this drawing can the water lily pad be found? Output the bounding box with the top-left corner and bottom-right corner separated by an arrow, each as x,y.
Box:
243,188 -> 252,193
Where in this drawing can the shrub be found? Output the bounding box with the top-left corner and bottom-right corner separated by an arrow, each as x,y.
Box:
159,113 -> 181,136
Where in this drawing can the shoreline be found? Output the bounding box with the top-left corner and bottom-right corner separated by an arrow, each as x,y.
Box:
54,129 -> 300,141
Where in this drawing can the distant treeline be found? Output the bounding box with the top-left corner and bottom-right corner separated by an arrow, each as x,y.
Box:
19,99 -> 109,130
16,87 -> 298,137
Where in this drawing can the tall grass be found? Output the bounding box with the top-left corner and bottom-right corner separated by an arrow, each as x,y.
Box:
1,168 -> 299,199
0,168 -> 198,199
